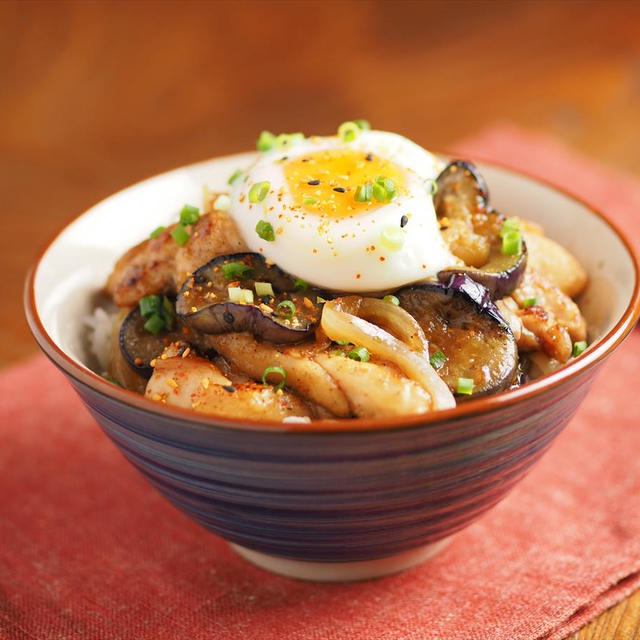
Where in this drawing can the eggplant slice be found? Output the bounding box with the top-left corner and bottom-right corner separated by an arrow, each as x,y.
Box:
396,274 -> 518,399
119,306 -> 214,378
435,160 -> 527,298
176,253 -> 324,344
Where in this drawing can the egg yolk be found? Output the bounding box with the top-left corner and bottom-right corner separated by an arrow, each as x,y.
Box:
284,149 -> 407,219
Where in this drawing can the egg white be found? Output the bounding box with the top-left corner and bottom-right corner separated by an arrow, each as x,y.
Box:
228,130 -> 459,292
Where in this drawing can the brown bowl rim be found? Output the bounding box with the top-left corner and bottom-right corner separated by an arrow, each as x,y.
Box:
24,152 -> 640,434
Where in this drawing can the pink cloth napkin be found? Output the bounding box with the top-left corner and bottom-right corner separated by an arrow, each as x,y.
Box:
2,124 -> 640,640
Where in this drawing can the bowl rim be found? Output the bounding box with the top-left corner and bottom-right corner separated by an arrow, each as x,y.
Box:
24,152 -> 640,434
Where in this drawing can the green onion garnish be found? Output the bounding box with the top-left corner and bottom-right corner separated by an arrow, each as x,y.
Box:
255,282 -> 275,298
170,223 -> 190,246
255,220 -> 275,241
353,119 -> 371,130
333,339 -> 351,346
372,180 -> 387,202
379,224 -> 406,251
337,121 -> 361,142
149,226 -> 166,239
256,130 -> 276,152
261,365 -> 286,391
522,297 -> 537,308
161,295 -> 175,330
429,350 -> 447,370
424,178 -> 437,196
103,374 -> 123,387
378,176 -> 396,200
221,261 -> 254,280
248,181 -> 270,203
179,204 -> 199,226
294,278 -> 308,291
228,168 -> 243,185
572,340 -> 587,357
276,300 -> 296,319
144,313 -> 165,335
456,377 -> 474,395
303,196 -> 318,206
500,218 -> 520,237
275,132 -> 304,150
501,230 -> 522,255
354,183 -> 373,202
383,294 -> 399,306
139,294 -> 161,318
347,346 -> 370,362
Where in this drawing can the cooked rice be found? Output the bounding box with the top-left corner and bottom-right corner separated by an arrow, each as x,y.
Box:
83,307 -> 116,372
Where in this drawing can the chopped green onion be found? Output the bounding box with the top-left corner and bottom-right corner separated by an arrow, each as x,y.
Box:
255,282 -> 275,298
376,176 -> 396,200
456,377 -> 474,395
316,296 -> 328,304
248,181 -> 270,203
179,204 -> 200,226
333,339 -> 351,346
255,220 -> 275,241
501,230 -> 522,255
572,340 -> 587,357
213,194 -> 231,211
522,297 -> 537,308
256,130 -> 276,152
276,300 -> 296,319
347,346 -> 370,362
221,261 -> 254,280
161,295 -> 175,330
103,374 -> 123,387
149,226 -> 166,239
353,119 -> 371,130
429,350 -> 447,370
261,365 -> 286,391
379,224 -> 406,251
170,223 -> 190,246
303,196 -> 318,206
139,295 -> 162,318
354,183 -> 373,202
500,218 -> 520,237
372,180 -> 387,202
242,289 -> 254,304
337,121 -> 361,142
144,313 -> 165,335
383,294 -> 399,306
424,178 -> 437,196
294,278 -> 308,291
227,168 -> 243,185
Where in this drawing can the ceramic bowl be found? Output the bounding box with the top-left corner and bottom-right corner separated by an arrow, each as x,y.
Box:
25,153 -> 640,581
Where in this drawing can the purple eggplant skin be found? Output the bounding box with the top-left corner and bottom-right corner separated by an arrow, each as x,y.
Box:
396,273 -> 518,399
176,253 -> 323,344
119,306 -> 216,378
437,239 -> 528,299
434,160 -> 489,214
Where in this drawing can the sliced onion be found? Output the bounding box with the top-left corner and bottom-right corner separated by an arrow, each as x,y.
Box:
321,298 -> 455,411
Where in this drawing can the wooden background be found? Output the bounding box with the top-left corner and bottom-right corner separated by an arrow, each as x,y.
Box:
2,1 -> 640,637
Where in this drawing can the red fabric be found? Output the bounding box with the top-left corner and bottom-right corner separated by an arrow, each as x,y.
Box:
3,125 -> 640,640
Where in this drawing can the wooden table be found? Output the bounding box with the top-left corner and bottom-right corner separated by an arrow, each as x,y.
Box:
2,1 -> 640,637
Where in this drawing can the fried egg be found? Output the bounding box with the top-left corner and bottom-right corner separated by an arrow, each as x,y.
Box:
228,129 -> 459,291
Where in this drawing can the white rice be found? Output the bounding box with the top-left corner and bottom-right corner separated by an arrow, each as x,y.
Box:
83,306 -> 116,372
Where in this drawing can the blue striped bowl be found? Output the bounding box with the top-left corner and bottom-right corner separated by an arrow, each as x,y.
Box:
25,155 -> 640,580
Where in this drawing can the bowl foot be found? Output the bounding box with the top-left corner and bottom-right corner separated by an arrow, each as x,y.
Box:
230,537 -> 451,582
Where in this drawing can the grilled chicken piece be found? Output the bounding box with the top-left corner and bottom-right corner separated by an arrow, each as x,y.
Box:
508,267 -> 587,363
105,209 -> 248,307
521,226 -> 587,298
146,347 -> 312,421
313,354 -> 432,417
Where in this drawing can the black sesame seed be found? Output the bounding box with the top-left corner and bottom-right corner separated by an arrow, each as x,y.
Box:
365,153 -> 373,162
333,187 -> 346,193
307,179 -> 320,185
400,215 -> 408,228
223,311 -> 234,324
222,385 -> 236,393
